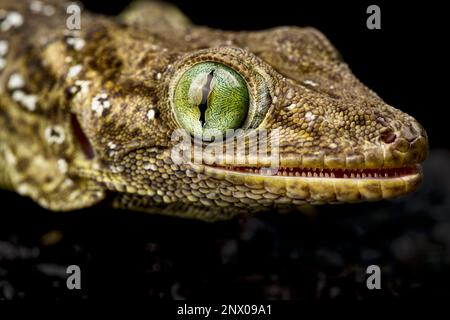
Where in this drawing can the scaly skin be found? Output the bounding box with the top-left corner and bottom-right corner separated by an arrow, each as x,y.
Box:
0,1 -> 428,221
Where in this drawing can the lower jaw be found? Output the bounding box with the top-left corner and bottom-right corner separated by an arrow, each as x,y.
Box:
193,163 -> 423,203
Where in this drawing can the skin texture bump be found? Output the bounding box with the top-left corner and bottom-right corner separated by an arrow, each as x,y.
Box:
0,0 -> 428,221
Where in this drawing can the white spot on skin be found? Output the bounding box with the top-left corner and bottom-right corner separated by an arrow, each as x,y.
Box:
107,141 -> 117,157
57,159 -> 68,174
8,73 -> 25,90
62,178 -> 75,188
329,143 -> 337,149
1,12 -> 24,31
4,149 -> 16,165
30,1 -> 43,13
23,94 -> 37,110
303,80 -> 318,87
68,86 -> 78,94
305,111 -> 316,122
143,163 -> 158,171
91,93 -> 111,117
17,184 -> 30,196
66,37 -> 85,51
20,93 -> 38,111
12,90 -> 25,101
42,5 -> 55,16
147,108 -> 156,121
44,126 -> 65,144
74,80 -> 90,95
33,155 -> 46,168
0,40 -> 8,56
285,89 -> 295,100
67,64 -> 82,78
156,73 -> 162,80
30,1 -> 55,16
286,103 -> 296,110
12,90 -> 38,112
110,165 -> 124,173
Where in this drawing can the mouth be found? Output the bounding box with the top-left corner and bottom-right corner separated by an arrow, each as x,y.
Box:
205,164 -> 420,179
195,163 -> 423,203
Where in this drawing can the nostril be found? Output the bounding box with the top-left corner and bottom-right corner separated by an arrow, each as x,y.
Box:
381,130 -> 397,144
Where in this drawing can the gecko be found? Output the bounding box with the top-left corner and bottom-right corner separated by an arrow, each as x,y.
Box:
0,0 -> 428,221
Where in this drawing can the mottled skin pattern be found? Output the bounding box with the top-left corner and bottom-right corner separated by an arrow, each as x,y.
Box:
0,0 -> 428,221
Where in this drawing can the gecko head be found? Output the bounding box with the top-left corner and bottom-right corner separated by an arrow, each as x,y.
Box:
71,27 -> 428,220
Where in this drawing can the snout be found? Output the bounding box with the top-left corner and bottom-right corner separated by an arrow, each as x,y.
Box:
381,118 -> 428,167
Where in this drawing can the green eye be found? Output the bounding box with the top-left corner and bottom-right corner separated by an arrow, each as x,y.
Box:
173,62 -> 249,137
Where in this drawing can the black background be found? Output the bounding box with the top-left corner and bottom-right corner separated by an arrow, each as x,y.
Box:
0,0 -> 449,304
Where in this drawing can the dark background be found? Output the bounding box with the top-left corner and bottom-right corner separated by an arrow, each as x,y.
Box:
0,0 -> 449,303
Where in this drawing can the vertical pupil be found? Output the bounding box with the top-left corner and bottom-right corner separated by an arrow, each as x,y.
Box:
198,70 -> 214,126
